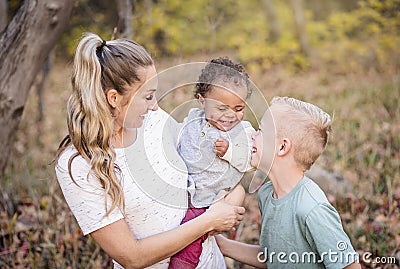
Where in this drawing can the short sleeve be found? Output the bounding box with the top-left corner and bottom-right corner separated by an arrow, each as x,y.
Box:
55,148 -> 124,235
305,204 -> 359,268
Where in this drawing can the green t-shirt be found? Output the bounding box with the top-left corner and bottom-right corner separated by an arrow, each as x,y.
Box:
258,176 -> 358,269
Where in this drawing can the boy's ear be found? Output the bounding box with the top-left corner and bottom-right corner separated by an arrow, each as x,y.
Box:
277,138 -> 291,156
106,89 -> 119,108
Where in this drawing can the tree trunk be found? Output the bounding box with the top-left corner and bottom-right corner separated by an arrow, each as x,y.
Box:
115,0 -> 133,38
261,0 -> 280,42
290,0 -> 310,56
0,0 -> 7,32
0,0 -> 74,178
35,49 -> 55,146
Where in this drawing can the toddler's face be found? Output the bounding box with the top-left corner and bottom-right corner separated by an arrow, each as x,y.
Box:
201,84 -> 247,132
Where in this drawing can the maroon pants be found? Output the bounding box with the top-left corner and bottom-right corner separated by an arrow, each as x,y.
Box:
168,206 -> 208,269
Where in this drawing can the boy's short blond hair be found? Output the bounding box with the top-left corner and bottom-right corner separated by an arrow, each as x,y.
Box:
270,97 -> 332,171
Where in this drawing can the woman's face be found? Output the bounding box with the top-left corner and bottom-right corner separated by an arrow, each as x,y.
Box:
118,65 -> 158,129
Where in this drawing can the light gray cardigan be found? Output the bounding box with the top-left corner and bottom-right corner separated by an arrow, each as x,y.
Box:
177,108 -> 255,208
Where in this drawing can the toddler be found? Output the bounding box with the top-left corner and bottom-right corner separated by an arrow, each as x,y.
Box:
168,57 -> 255,268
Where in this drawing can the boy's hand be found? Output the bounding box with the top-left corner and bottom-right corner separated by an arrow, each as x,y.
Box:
214,138 -> 229,157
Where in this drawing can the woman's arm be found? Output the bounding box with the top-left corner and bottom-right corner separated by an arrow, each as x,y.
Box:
215,234 -> 267,268
91,200 -> 245,269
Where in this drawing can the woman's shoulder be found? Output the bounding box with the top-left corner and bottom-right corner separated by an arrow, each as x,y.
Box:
55,145 -> 90,174
146,108 -> 172,122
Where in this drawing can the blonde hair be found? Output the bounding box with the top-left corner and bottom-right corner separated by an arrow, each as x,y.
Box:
57,32 -> 153,216
270,96 -> 332,170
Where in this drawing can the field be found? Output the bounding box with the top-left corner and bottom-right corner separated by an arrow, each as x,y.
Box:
1,56 -> 399,268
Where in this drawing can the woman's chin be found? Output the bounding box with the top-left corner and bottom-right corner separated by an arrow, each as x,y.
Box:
125,123 -> 142,130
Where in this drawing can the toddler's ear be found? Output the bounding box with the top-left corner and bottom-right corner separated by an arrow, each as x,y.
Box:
197,94 -> 205,108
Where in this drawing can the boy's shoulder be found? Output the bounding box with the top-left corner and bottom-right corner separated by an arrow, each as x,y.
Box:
295,176 -> 333,221
258,180 -> 273,194
302,176 -> 329,203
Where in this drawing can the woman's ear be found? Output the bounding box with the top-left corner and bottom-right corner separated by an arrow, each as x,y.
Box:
106,89 -> 119,108
277,138 -> 291,156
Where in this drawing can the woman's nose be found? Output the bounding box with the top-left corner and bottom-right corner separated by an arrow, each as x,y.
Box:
150,101 -> 158,111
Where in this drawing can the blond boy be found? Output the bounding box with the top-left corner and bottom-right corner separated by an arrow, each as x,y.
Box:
216,97 -> 360,269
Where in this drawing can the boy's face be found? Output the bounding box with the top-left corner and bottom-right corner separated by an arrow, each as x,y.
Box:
201,84 -> 247,132
251,107 -> 277,174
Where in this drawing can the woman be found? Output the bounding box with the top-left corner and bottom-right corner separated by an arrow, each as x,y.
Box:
55,32 -> 245,269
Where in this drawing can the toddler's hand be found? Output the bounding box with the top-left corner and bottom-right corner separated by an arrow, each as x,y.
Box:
214,138 -> 229,157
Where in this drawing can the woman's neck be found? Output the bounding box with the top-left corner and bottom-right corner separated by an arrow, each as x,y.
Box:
113,127 -> 137,148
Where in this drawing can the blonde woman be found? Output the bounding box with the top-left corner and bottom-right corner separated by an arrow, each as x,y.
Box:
55,32 -> 244,269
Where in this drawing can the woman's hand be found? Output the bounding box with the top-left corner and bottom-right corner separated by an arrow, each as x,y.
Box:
204,199 -> 245,233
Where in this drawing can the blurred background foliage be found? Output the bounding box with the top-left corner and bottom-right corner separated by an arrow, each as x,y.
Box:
1,0 -> 399,268
7,0 -> 398,72
55,0 -> 400,73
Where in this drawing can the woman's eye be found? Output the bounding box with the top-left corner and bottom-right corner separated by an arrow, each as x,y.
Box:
218,107 -> 228,111
146,94 -> 154,101
235,107 -> 244,112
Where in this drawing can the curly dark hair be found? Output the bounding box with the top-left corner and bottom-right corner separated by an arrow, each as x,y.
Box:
195,57 -> 251,99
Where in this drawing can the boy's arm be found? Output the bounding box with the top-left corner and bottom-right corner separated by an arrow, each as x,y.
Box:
217,125 -> 255,173
215,235 -> 267,268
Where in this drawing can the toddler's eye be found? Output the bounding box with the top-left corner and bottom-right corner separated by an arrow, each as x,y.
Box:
146,94 -> 154,101
235,107 -> 245,112
218,107 -> 228,111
